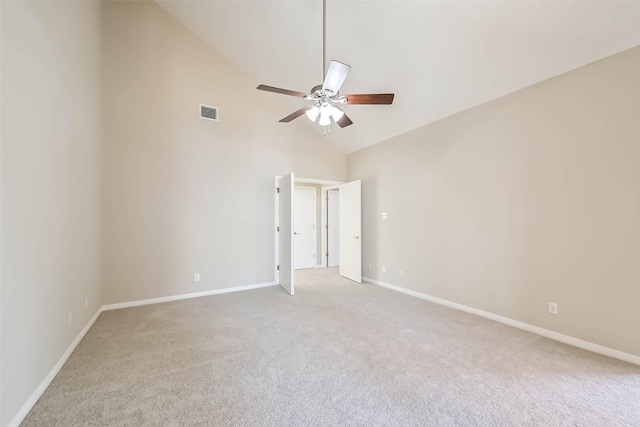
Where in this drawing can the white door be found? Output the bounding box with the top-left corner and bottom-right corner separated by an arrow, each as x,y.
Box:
294,188 -> 316,269
339,180 -> 361,283
328,190 -> 340,267
278,174 -> 295,295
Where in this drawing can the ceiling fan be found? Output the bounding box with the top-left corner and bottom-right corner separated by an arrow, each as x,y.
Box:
256,0 -> 394,129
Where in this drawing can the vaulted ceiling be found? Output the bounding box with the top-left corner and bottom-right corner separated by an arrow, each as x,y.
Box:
156,1 -> 640,153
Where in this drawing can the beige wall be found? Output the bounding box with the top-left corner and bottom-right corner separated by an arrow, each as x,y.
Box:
2,0 -> 637,424
102,1 -> 346,304
1,1 -> 345,423
348,46 -> 640,357
1,1 -> 104,425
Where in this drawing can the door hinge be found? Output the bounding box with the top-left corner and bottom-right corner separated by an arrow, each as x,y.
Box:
277,226 -> 279,232
326,252 -> 328,257
277,265 -> 280,271
276,187 -> 280,193
326,224 -> 329,229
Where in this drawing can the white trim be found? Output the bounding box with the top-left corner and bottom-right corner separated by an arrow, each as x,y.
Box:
8,308 -> 103,427
102,281 -> 277,311
275,176 -> 343,187
314,264 -> 324,269
362,276 -> 640,367
295,177 -> 343,186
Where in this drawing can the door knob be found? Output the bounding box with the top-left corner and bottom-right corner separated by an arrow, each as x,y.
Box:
294,232 -> 300,235
353,236 -> 359,239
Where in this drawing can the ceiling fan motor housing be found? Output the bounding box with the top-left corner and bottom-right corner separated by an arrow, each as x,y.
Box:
256,58 -> 393,127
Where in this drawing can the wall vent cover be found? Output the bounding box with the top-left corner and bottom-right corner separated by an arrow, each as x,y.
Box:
200,104 -> 219,121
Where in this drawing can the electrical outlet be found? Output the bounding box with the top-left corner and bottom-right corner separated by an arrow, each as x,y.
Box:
382,265 -> 386,273
548,302 -> 558,315
381,212 -> 387,219
194,273 -> 200,282
84,297 -> 88,310
399,270 -> 403,278
68,312 -> 72,326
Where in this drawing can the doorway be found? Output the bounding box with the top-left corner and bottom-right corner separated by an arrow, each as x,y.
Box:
275,175 -> 362,295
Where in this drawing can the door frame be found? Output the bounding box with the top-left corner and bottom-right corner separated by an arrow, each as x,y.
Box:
293,186 -> 317,270
275,176 -> 342,281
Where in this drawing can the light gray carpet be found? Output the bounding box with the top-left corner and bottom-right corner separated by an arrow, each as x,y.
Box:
23,268 -> 640,426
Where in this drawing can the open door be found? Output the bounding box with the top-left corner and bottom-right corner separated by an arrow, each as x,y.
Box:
278,173 -> 295,295
339,180 -> 361,283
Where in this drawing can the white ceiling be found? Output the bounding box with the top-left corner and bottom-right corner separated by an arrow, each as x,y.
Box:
156,0 -> 640,153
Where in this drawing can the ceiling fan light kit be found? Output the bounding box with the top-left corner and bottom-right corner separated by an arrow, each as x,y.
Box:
256,0 -> 394,131
305,107 -> 320,122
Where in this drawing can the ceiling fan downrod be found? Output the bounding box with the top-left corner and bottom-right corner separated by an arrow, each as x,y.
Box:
323,0 -> 328,134
323,0 -> 327,81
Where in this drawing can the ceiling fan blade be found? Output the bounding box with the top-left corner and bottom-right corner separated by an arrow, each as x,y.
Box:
344,93 -> 395,105
322,60 -> 351,94
257,84 -> 307,98
333,106 -> 353,128
279,106 -> 312,123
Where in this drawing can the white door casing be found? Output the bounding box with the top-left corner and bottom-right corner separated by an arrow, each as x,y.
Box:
339,180 -> 361,283
294,187 -> 316,269
278,173 -> 295,295
328,190 -> 340,267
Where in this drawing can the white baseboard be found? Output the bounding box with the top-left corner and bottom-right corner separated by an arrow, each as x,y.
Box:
8,307 -> 103,427
362,276 -> 640,367
102,281 -> 277,311
314,264 -> 324,269
8,280 -> 278,427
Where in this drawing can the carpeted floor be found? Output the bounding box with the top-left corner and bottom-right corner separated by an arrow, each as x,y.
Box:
23,268 -> 640,426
